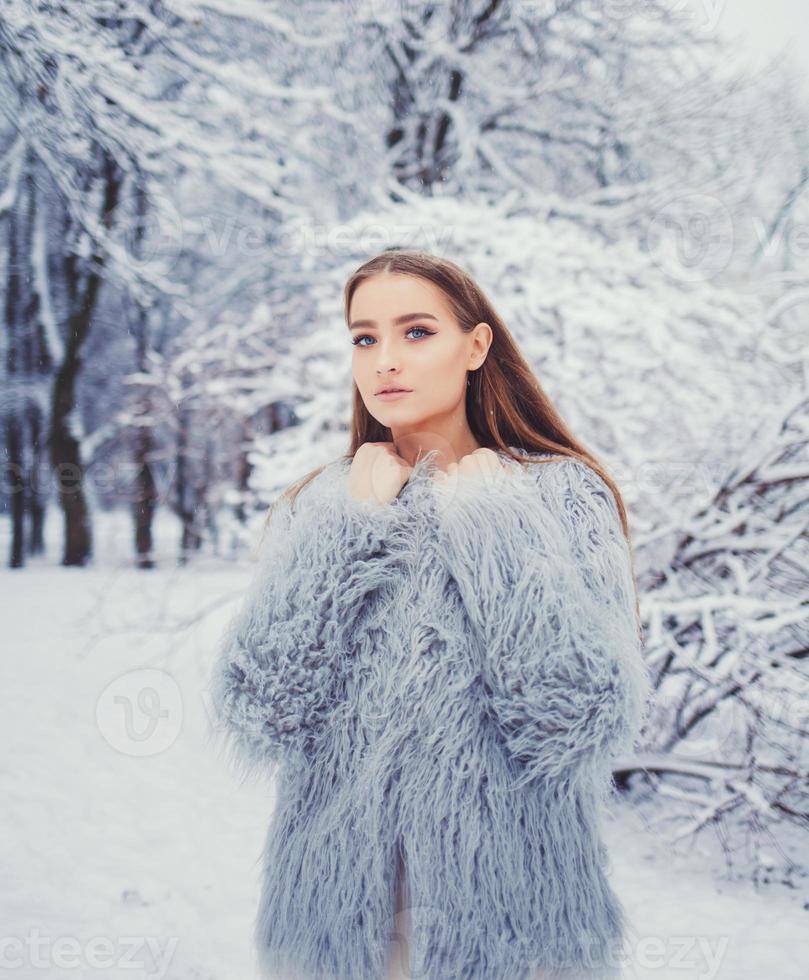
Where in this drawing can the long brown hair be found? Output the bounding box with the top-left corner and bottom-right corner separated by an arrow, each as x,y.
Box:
262,248 -> 641,630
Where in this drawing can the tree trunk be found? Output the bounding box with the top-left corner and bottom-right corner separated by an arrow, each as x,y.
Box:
133,423 -> 158,569
5,415 -> 25,569
176,403 -> 202,564
27,403 -> 47,556
130,183 -> 158,569
48,147 -> 123,566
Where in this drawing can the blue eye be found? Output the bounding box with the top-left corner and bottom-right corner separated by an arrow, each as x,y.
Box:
351,326 -> 435,347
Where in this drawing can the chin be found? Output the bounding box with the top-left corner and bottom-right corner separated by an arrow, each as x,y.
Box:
376,404 -> 419,419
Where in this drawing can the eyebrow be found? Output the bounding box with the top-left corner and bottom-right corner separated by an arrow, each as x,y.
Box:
348,312 -> 439,330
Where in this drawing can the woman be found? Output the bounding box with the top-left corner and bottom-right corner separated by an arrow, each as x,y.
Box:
210,248 -> 652,980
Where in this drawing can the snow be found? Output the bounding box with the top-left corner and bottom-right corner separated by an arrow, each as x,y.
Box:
2,509 -> 807,980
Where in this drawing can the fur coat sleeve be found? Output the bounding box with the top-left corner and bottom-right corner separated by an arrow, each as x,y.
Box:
209,460 -> 404,775
433,453 -> 652,798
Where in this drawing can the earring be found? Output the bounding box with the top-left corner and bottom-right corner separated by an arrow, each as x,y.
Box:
466,377 -> 471,387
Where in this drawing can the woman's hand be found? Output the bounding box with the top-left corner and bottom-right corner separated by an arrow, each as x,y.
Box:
349,442 -> 413,506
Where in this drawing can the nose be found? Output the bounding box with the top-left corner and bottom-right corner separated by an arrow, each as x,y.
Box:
376,363 -> 402,384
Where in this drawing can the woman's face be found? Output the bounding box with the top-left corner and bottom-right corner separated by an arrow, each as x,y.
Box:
348,273 -> 490,437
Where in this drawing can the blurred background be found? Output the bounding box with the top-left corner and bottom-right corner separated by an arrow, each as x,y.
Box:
1,2 -> 808,979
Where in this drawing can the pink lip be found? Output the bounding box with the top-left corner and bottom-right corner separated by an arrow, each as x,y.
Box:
375,388 -> 412,401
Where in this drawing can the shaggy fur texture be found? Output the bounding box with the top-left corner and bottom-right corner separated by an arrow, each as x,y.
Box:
209,447 -> 652,980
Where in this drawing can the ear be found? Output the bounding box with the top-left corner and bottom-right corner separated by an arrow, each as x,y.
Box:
470,321 -> 493,368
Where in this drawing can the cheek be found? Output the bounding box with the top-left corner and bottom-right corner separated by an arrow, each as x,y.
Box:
412,357 -> 465,406
413,342 -> 463,387
351,351 -> 373,385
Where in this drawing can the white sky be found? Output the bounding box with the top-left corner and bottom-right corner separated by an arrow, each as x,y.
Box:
692,0 -> 808,75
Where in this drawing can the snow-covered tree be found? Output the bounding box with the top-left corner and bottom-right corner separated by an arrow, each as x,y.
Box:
0,0 -> 366,565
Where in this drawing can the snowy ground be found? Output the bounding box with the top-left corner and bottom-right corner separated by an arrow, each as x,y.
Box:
2,511 -> 807,980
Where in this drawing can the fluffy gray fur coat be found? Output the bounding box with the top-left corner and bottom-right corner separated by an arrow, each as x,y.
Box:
209,446 -> 652,980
